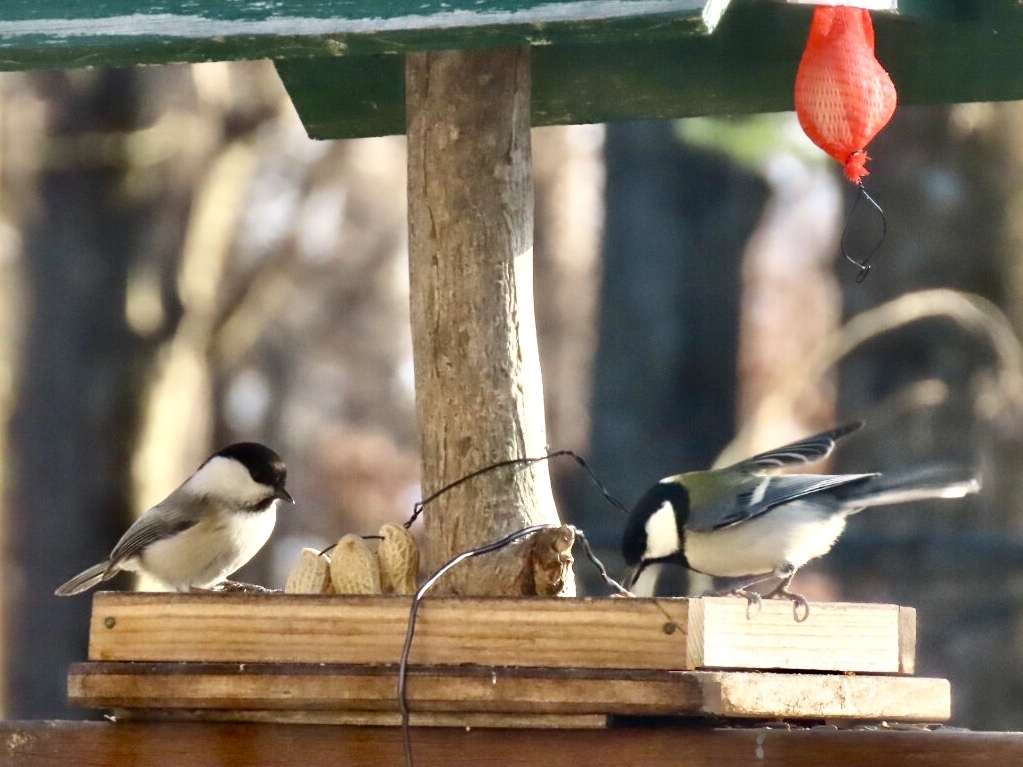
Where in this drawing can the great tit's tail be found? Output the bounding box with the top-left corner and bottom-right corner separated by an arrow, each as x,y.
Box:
834,465 -> 980,512
55,561 -> 114,596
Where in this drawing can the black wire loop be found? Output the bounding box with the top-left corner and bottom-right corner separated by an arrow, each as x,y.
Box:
840,181 -> 887,283
403,448 -> 627,529
398,523 -> 632,767
312,448 -> 630,767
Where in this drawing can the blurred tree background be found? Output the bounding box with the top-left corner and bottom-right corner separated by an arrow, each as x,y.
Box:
0,61 -> 1020,729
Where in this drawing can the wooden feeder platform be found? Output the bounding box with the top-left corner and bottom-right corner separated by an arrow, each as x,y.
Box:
69,593 -> 948,727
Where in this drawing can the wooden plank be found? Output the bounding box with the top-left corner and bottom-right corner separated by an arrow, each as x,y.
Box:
86,593 -> 914,674
110,709 -> 608,728
899,606 -> 916,675
702,672 -> 949,721
69,663 -> 706,715
67,663 -> 951,722
692,599 -> 912,673
4,720 -> 1023,767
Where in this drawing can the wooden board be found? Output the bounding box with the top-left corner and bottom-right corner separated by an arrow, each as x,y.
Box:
68,663 -> 951,722
86,594 -> 916,674
6,720 -> 1023,767
105,708 -> 609,728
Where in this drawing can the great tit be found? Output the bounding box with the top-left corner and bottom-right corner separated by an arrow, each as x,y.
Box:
621,422 -> 980,608
55,442 -> 294,595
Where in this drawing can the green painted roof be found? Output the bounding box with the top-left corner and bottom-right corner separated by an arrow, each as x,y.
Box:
3,1 -> 1023,138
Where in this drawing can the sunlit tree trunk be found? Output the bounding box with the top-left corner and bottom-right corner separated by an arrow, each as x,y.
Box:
406,49 -> 570,595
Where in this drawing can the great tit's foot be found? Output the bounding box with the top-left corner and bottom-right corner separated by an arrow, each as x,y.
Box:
700,582 -> 765,619
763,583 -> 810,622
709,587 -> 763,619
736,588 -> 763,619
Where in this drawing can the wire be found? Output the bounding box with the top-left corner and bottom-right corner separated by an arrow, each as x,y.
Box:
398,524 -> 553,767
549,449 -> 629,514
840,180 -> 887,283
404,448 -> 627,529
570,525 -> 633,597
309,449 -> 628,766
396,522 -> 633,767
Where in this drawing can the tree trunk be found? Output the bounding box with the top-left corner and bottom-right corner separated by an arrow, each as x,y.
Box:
406,49 -> 568,595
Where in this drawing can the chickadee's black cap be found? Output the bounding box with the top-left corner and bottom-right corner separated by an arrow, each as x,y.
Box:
215,442 -> 288,494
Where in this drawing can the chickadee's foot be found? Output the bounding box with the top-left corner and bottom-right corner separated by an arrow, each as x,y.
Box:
192,581 -> 280,594
763,583 -> 810,623
223,580 -> 281,594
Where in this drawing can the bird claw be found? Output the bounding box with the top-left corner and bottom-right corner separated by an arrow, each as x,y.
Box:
763,584 -> 811,622
701,582 -> 766,619
733,588 -> 763,620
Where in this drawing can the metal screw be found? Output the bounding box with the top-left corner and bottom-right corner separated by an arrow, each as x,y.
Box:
663,621 -> 677,635
104,617 -> 116,629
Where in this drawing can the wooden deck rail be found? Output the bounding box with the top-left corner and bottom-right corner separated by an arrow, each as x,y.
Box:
4,721 -> 1023,767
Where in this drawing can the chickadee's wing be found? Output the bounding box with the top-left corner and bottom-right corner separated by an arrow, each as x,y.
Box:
106,493 -> 204,568
686,472 -> 876,532
730,421 -> 864,472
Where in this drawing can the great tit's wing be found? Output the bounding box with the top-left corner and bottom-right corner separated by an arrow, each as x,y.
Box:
106,493 -> 206,568
685,472 -> 876,532
729,421 -> 864,472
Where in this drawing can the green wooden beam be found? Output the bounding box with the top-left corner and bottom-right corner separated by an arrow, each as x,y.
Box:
280,2 -> 1023,138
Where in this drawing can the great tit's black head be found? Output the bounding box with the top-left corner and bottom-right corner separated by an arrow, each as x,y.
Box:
621,480 -> 690,568
212,442 -> 294,504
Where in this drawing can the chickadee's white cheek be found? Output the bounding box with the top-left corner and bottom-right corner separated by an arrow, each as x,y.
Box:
184,456 -> 270,505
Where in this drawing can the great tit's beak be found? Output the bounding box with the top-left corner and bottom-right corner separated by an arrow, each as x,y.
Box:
276,488 -> 295,504
623,563 -> 642,591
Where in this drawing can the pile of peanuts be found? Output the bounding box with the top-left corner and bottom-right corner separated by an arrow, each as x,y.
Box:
285,523 -> 419,596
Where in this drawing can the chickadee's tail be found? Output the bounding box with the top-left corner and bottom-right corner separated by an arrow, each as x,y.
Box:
55,561 -> 113,597
834,465 -> 980,512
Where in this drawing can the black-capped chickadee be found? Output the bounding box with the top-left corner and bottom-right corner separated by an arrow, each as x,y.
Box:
621,422 -> 980,607
55,442 -> 294,596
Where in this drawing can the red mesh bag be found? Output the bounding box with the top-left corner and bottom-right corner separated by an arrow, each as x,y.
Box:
794,6 -> 897,184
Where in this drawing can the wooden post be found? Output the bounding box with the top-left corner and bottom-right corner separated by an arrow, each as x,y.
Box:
406,48 -> 570,595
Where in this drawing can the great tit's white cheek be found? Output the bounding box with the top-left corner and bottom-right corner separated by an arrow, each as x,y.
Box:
684,502 -> 847,578
183,456 -> 271,505
643,501 -> 680,561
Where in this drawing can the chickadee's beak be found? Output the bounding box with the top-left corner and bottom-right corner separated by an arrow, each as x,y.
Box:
276,488 -> 295,504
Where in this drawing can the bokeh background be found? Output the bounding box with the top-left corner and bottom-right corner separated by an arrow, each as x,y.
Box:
0,62 -> 1020,728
